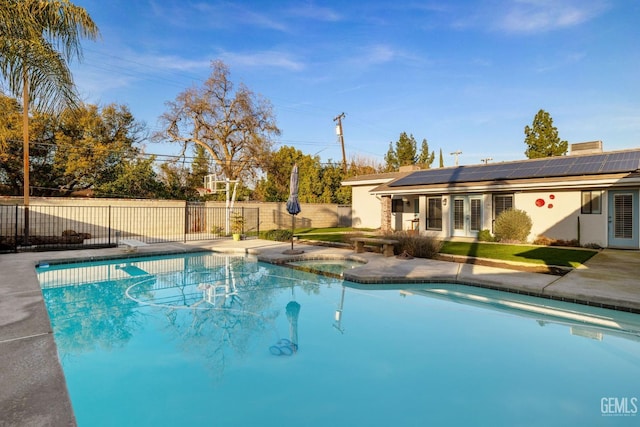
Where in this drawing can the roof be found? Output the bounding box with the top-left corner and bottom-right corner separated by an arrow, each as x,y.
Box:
341,171 -> 410,186
387,149 -> 640,188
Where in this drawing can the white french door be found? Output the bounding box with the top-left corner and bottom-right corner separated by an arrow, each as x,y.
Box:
608,190 -> 638,248
452,196 -> 482,237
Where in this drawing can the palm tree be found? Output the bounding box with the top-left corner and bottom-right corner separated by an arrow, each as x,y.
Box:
0,0 -> 99,239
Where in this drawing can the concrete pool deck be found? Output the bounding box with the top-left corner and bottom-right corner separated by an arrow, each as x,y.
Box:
1,239 -> 639,425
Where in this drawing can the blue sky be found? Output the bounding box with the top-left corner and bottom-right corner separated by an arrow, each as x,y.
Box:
70,0 -> 640,167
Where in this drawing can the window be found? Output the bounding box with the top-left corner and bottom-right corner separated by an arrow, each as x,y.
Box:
391,198 -> 404,213
581,191 -> 601,214
470,198 -> 482,231
427,197 -> 442,230
494,194 -> 513,219
613,193 -> 633,238
453,199 -> 465,230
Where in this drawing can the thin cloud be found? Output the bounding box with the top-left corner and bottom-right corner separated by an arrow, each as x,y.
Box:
535,51 -> 586,73
220,50 -> 306,71
496,0 -> 609,34
239,8 -> 290,32
347,44 -> 426,70
361,45 -> 397,65
449,0 -> 609,34
286,3 -> 342,22
150,0 -> 290,32
148,55 -> 211,72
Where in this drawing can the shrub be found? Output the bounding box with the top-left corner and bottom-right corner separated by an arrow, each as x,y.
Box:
493,209 -> 532,243
477,229 -> 495,242
533,235 -> 553,246
583,242 -> 602,249
533,235 -> 580,247
391,231 -> 442,259
264,229 -> 293,242
230,213 -> 245,234
552,238 -> 580,247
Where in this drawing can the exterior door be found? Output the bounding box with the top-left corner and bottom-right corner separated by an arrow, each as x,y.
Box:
608,190 -> 639,248
452,196 -> 482,237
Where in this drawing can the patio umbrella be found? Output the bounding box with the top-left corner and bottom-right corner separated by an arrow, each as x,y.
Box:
284,164 -> 303,254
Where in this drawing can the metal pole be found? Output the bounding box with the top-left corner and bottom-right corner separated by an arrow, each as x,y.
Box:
22,71 -> 30,244
14,205 -> 18,253
291,214 -> 295,251
108,205 -> 112,245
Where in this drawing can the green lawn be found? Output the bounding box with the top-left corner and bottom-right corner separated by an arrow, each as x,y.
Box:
293,227 -> 376,243
289,228 -> 598,268
294,227 -> 376,234
439,241 -> 597,268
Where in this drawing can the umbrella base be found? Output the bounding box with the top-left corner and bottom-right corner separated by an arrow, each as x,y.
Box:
282,249 -> 304,255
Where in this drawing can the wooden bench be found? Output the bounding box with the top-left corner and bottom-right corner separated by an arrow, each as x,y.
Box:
119,238 -> 148,252
351,237 -> 398,257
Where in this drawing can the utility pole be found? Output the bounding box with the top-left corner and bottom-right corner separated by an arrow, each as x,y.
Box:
481,157 -> 493,164
334,112 -> 347,172
450,150 -> 462,166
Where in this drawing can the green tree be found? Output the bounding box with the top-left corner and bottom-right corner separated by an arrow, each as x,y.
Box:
439,148 -> 444,168
188,144 -> 211,191
383,141 -> 398,172
417,138 -> 435,168
157,60 -> 280,186
0,94 -> 26,193
0,93 -> 58,195
253,146 -> 320,202
319,161 -> 351,204
158,162 -> 194,200
96,157 -> 165,199
384,132 -> 430,171
346,155 -> 382,176
0,97 -> 146,196
0,0 -> 99,204
524,109 -> 568,159
53,103 -> 143,193
395,132 -> 416,167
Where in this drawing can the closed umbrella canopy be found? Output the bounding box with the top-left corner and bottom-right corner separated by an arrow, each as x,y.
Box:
286,164 -> 301,216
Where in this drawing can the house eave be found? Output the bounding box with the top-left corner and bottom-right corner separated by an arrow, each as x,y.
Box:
370,172 -> 640,196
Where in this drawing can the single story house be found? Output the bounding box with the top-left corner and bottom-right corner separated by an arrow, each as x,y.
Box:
342,142 -> 640,249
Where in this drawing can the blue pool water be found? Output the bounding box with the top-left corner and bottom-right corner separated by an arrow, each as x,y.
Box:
37,252 -> 640,426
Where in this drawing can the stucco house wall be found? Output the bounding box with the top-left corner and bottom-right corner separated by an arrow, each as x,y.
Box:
351,184 -> 383,229
517,191 -> 576,242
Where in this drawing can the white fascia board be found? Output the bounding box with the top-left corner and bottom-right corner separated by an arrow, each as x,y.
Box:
342,178 -> 395,187
370,176 -> 640,196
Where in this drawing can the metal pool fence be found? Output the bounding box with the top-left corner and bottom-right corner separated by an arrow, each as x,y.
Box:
0,205 -> 260,253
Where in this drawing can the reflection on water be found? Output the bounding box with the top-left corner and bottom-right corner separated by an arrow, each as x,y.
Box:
37,252 -> 640,426
39,253 -> 329,375
401,284 -> 640,342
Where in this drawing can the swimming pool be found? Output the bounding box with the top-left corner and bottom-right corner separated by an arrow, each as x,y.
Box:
37,252 -> 640,426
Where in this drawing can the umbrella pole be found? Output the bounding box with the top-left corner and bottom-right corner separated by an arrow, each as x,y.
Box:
291,214 -> 295,251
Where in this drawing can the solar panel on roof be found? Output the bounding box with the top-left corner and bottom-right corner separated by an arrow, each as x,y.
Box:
388,150 -> 640,188
599,152 -> 640,173
568,162 -> 599,174
509,167 -> 539,179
